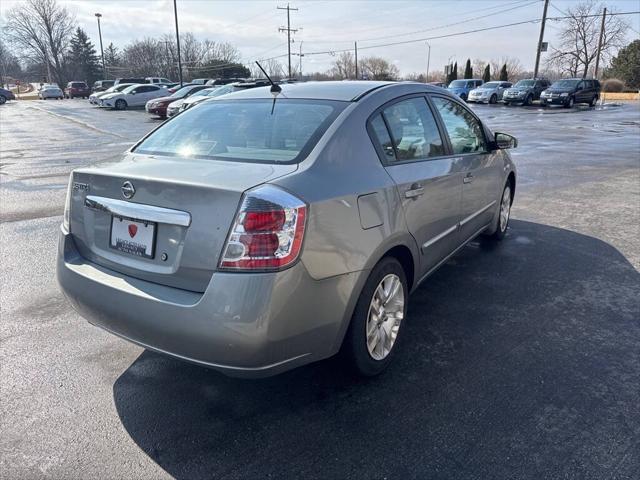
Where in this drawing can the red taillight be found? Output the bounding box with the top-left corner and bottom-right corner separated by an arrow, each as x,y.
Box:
219,186 -> 307,271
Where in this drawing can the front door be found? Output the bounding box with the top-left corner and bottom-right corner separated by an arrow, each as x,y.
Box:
431,95 -> 500,242
368,95 -> 463,277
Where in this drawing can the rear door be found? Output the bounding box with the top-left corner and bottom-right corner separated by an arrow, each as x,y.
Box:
430,95 -> 501,242
368,95 -> 462,277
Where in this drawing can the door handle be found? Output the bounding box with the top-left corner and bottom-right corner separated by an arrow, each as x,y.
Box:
405,184 -> 424,199
463,173 -> 474,184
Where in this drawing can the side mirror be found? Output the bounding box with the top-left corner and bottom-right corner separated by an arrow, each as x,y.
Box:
495,132 -> 518,149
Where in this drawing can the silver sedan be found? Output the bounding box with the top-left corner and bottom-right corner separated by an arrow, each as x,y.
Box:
468,81 -> 512,104
57,81 -> 517,378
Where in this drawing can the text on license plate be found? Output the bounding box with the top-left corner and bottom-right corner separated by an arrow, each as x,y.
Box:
110,217 -> 156,258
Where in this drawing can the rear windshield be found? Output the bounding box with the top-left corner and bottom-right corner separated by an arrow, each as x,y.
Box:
133,99 -> 345,164
71,82 -> 86,88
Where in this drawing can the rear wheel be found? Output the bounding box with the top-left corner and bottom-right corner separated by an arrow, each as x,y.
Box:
115,99 -> 127,110
589,95 -> 598,107
342,257 -> 408,377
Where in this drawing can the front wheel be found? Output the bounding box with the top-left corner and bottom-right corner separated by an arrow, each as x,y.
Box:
342,257 -> 408,377
565,96 -> 575,108
524,94 -> 533,106
115,99 -> 127,110
487,183 -> 512,242
589,95 -> 598,107
0,95 -> 6,105
489,94 -> 497,104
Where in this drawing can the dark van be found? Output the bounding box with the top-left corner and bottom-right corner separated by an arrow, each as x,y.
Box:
114,78 -> 147,86
540,78 -> 601,108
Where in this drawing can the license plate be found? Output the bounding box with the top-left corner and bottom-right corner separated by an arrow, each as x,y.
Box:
110,216 -> 156,258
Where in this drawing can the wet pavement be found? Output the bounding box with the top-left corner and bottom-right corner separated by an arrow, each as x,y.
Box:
1,98 -> 639,479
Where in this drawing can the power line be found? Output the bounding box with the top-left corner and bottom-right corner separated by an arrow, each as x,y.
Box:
299,10 -> 640,58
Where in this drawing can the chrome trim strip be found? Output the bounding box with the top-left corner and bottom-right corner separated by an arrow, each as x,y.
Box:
459,200 -> 496,227
422,224 -> 458,250
85,195 -> 191,227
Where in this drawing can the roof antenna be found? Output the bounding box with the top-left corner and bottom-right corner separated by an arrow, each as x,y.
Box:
255,61 -> 281,115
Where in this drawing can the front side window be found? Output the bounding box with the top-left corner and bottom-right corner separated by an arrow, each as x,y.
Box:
134,99 -> 343,164
377,97 -> 444,162
432,97 -> 486,155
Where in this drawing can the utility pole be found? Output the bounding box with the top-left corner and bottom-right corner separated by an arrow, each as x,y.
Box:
299,42 -> 304,78
95,13 -> 106,79
354,41 -> 358,80
278,3 -> 298,78
426,41 -> 431,81
173,0 -> 183,86
594,7 -> 607,78
533,0 -> 549,78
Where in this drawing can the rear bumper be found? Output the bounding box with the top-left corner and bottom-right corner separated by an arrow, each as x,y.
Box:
540,97 -> 570,105
57,229 -> 361,377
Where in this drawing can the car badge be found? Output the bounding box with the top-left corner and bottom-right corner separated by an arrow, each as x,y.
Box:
121,181 -> 135,199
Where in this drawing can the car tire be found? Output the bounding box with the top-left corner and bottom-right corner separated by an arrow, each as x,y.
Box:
487,182 -> 513,242
489,94 -> 497,104
115,99 -> 127,110
342,256 -> 408,377
524,94 -> 533,106
0,95 -> 6,105
589,95 -> 597,107
565,96 -> 575,108
460,94 -> 468,102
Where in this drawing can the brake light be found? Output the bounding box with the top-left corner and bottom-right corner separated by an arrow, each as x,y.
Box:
219,185 -> 307,271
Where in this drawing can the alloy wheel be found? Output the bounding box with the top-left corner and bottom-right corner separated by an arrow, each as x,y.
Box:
366,274 -> 405,361
500,185 -> 512,232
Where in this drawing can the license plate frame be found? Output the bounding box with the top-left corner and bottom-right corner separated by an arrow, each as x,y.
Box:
109,216 -> 157,259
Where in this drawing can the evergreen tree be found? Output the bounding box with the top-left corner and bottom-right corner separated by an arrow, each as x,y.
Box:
499,63 -> 508,81
68,27 -> 100,83
464,58 -> 472,79
104,42 -> 120,78
452,61 -> 458,81
483,64 -> 491,83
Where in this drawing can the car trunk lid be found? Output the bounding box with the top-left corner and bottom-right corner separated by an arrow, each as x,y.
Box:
69,154 -> 297,292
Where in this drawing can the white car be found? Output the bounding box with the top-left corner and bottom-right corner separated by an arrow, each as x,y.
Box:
468,81 -> 513,104
145,77 -> 173,85
89,83 -> 134,105
38,85 -> 64,100
99,84 -> 166,110
170,84 -> 240,116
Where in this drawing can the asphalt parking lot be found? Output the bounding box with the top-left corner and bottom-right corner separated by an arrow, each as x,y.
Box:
1,98 -> 639,479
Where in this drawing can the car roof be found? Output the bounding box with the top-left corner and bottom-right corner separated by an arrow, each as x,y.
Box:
218,81 -> 403,101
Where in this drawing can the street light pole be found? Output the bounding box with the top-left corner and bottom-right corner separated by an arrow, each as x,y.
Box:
426,41 -> 431,82
95,13 -> 106,79
173,0 -> 183,86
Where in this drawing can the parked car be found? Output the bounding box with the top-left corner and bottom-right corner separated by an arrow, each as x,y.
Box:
99,84 -> 166,110
205,78 -> 247,86
427,82 -> 447,88
145,84 -> 209,118
58,81 -> 518,378
166,83 -> 195,94
0,87 -> 16,104
540,78 -> 601,108
166,86 -> 221,117
191,78 -> 214,85
174,83 -> 261,115
92,80 -> 115,92
89,83 -> 134,105
65,81 -> 91,99
467,81 -> 512,104
39,84 -> 64,100
502,78 -> 551,106
447,79 -> 484,101
145,77 -> 173,85
114,78 -> 147,86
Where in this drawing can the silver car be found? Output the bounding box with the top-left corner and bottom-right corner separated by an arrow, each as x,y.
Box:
468,81 -> 512,104
57,81 -> 517,378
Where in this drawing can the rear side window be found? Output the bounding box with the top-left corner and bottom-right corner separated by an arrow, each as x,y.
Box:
376,97 -> 444,162
432,97 -> 486,155
370,115 -> 395,161
133,99 -> 344,164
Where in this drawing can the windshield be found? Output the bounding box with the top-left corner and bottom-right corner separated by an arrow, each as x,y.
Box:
514,80 -> 534,87
552,79 -> 581,88
191,88 -> 217,98
480,82 -> 501,89
448,80 -> 467,88
170,86 -> 198,98
133,99 -> 344,164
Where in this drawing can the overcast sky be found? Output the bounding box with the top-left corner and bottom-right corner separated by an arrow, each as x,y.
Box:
2,0 -> 639,75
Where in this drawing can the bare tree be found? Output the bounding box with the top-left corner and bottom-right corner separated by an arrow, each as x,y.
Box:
3,0 -> 75,86
360,56 -> 399,80
546,1 -> 628,78
490,56 -> 524,80
330,52 -> 356,80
